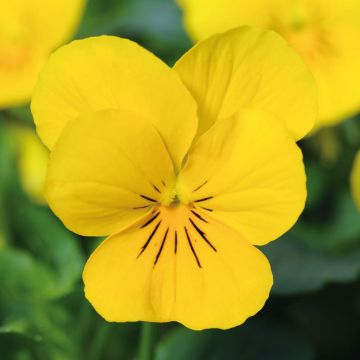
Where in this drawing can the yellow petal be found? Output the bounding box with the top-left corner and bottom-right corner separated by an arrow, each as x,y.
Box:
28,0 -> 85,51
0,49 -> 47,109
0,0 -> 85,108
178,0 -> 267,41
83,204 -> 272,330
177,109 -> 306,246
16,126 -> 48,204
45,109 -> 176,237
311,25 -> 360,128
174,27 -> 317,140
179,0 -> 360,128
31,36 -> 198,170
351,151 -> 360,211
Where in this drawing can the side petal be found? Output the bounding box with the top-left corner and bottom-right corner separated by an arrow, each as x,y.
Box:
45,109 -> 176,236
174,27 -> 317,140
83,205 -> 272,330
177,109 -> 306,246
351,150 -> 360,211
31,36 -> 198,170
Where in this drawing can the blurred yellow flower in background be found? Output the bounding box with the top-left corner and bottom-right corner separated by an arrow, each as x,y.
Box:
351,151 -> 360,211
179,0 -> 360,130
0,0 -> 85,108
14,126 -> 48,204
31,28 -> 316,330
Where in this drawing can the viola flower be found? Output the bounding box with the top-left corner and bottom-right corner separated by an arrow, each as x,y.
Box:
351,151 -> 360,211
178,0 -> 360,129
0,0 -> 85,108
31,27 -> 317,330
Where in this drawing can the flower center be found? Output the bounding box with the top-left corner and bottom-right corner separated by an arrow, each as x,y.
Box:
0,5 -> 35,73
136,201 -> 216,268
0,43 -> 33,73
269,6 -> 336,65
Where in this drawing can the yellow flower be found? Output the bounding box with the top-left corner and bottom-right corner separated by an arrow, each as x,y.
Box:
351,151 -> 360,211
0,0 -> 85,108
15,126 -> 48,204
179,0 -> 360,129
31,27 -> 316,330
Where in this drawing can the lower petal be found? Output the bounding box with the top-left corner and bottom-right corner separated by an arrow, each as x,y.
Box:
83,204 -> 273,330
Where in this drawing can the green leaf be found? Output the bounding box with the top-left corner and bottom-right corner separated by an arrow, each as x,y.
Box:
0,121 -> 16,246
77,0 -> 191,65
12,203 -> 85,294
5,105 -> 34,126
155,327 -> 210,360
0,248 -> 58,310
0,248 -> 79,359
0,319 -> 42,342
296,191 -> 360,251
263,234 -> 360,295
286,284 -> 360,359
155,318 -> 314,360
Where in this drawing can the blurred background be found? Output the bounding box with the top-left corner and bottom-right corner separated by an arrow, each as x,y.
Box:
0,0 -> 360,359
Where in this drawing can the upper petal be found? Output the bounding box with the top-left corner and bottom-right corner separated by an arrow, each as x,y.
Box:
177,109 -> 306,246
179,0 -> 360,127
31,36 -> 198,170
45,109 -> 176,237
83,204 -> 272,330
173,27 -> 317,140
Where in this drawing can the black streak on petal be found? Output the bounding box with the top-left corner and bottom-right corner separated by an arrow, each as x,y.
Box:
189,218 -> 217,252
140,212 -> 160,228
194,196 -> 213,203
174,231 -> 178,254
133,205 -> 151,210
154,228 -> 169,266
140,194 -> 157,203
191,210 -> 208,223
192,180 -> 208,193
184,227 -> 202,268
137,221 -> 161,258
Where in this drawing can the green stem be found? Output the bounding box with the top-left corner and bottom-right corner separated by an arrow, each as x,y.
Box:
87,322 -> 110,360
138,322 -> 155,360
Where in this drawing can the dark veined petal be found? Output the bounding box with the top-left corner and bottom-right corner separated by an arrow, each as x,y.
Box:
83,204 -> 273,330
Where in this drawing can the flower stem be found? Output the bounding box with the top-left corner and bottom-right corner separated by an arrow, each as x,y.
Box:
138,322 -> 155,360
87,322 -> 109,360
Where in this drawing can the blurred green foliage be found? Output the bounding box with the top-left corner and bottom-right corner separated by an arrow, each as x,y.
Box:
1,0 -> 360,359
